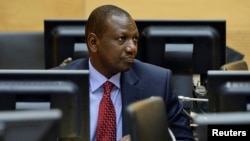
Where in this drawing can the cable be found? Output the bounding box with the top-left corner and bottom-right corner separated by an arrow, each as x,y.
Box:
182,109 -> 193,121
178,96 -> 208,102
168,128 -> 176,141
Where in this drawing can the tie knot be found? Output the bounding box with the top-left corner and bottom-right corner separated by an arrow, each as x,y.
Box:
103,81 -> 114,93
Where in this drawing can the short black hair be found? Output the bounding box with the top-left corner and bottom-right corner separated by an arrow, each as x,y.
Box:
85,5 -> 131,39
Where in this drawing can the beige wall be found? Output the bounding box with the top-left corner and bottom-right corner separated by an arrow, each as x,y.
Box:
1,0 -> 250,66
0,0 -> 84,31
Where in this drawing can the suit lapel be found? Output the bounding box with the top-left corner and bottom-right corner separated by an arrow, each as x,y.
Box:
121,67 -> 144,135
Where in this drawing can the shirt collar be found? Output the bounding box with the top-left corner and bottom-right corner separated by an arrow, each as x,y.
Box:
89,59 -> 121,93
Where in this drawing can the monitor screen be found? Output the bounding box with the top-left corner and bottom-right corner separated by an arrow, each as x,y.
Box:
193,112 -> 250,141
0,69 -> 90,140
0,109 -> 61,141
207,70 -> 250,112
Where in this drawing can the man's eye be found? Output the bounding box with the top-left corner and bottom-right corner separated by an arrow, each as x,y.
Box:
118,37 -> 125,42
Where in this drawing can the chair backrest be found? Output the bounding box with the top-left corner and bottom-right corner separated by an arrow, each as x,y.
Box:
125,96 -> 172,141
220,60 -> 248,70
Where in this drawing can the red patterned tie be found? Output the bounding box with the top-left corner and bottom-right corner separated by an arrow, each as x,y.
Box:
96,81 -> 116,141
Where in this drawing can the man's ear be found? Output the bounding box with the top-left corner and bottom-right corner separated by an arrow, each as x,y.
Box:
87,33 -> 98,52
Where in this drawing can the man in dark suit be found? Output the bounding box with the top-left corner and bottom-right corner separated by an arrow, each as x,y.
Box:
54,4 -> 194,141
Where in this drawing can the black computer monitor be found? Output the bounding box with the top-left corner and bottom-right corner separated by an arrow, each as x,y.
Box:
44,19 -> 87,69
0,69 -> 90,140
137,20 -> 226,84
207,70 -> 250,112
0,32 -> 44,69
137,20 -> 226,109
0,109 -> 61,141
194,112 -> 250,141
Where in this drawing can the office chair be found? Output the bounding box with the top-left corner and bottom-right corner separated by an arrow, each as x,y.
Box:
125,96 -> 174,141
220,60 -> 248,70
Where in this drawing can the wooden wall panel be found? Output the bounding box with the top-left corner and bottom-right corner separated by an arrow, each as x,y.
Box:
0,0 -> 84,31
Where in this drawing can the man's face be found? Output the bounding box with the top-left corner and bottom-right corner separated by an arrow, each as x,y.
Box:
91,15 -> 139,78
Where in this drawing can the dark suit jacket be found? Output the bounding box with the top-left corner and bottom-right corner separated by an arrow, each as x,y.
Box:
54,58 -> 194,141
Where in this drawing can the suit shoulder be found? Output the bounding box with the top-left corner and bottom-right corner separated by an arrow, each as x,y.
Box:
132,60 -> 172,74
51,58 -> 87,70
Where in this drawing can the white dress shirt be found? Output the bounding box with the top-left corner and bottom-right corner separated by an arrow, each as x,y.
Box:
89,59 -> 123,141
